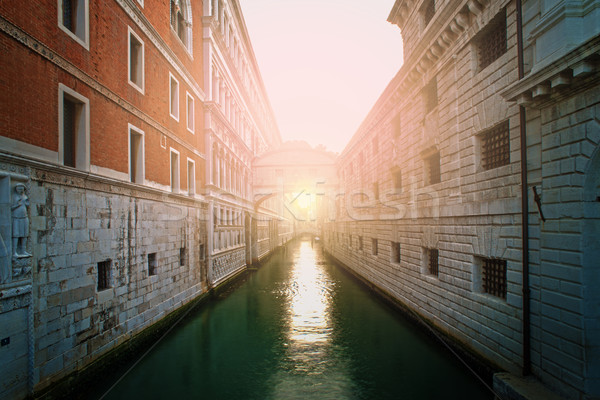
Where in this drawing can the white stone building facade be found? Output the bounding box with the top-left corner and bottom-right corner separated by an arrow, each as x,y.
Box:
323,0 -> 600,398
202,0 -> 283,284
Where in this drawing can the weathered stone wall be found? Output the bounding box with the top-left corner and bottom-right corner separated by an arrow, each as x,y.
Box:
524,83 -> 600,399
29,166 -> 208,392
326,0 -> 524,379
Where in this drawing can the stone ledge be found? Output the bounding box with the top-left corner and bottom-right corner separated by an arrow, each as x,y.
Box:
493,372 -> 566,400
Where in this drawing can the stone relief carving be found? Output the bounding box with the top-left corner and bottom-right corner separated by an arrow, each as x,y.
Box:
12,183 -> 31,258
0,170 -> 32,285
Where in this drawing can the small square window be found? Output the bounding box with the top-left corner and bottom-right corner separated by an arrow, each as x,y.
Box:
425,151 -> 441,185
97,260 -> 111,291
475,9 -> 507,71
425,248 -> 439,276
186,93 -> 195,133
58,0 -> 89,49
480,121 -> 510,170
128,27 -> 145,93
476,257 -> 507,299
179,247 -> 187,266
391,242 -> 401,263
199,243 -> 206,261
169,73 -> 179,121
148,253 -> 157,276
372,238 -> 378,256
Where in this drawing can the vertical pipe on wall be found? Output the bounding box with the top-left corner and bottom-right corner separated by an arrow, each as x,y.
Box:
516,0 -> 531,376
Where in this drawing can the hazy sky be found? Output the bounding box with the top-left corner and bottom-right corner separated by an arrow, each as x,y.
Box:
240,1 -> 404,153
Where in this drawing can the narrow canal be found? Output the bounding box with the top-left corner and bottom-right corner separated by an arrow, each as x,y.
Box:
97,237 -> 492,399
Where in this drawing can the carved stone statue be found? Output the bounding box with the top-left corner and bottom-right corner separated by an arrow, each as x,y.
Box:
11,183 -> 31,258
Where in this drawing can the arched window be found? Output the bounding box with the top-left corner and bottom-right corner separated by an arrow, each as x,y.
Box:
170,0 -> 192,53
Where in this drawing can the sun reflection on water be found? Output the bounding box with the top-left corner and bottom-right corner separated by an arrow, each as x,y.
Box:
286,242 -> 332,363
270,240 -> 353,398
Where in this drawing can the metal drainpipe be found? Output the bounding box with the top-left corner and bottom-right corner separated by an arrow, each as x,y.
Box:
516,0 -> 531,376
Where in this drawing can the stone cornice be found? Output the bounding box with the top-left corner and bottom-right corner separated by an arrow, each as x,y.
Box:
0,15 -> 206,162
0,151 -> 209,207
500,35 -> 600,106
341,0 -> 501,159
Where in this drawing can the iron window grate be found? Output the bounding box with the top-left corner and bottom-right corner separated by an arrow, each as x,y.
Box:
423,0 -> 435,27
97,260 -> 110,291
426,152 -> 441,185
428,249 -> 439,276
392,242 -> 401,263
482,258 -> 507,299
481,121 -> 510,170
477,9 -> 507,70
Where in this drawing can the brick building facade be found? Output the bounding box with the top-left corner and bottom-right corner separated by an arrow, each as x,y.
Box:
0,1 -> 281,398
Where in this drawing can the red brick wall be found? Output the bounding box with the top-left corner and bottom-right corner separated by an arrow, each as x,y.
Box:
0,0 -> 205,188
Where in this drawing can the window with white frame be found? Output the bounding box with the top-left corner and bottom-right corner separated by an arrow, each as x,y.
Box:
187,158 -> 195,196
58,0 -> 89,49
169,73 -> 179,121
129,124 -> 144,184
59,84 -> 90,171
186,92 -> 194,133
128,27 -> 144,93
170,148 -> 180,193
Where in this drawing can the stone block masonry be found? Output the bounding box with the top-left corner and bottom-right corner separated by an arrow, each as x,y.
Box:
29,165 -> 208,393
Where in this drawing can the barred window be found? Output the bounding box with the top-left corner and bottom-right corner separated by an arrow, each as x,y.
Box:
481,121 -> 510,170
148,253 -> 158,276
97,260 -> 111,291
423,0 -> 435,27
476,9 -> 507,70
391,242 -> 401,263
425,151 -> 441,185
179,247 -> 187,266
423,78 -> 438,114
426,248 -> 439,276
482,258 -> 507,299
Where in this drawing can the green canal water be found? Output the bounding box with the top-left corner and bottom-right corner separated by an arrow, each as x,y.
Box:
97,237 -> 492,399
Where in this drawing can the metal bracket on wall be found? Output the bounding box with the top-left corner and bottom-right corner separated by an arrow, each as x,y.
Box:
532,186 -> 546,222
